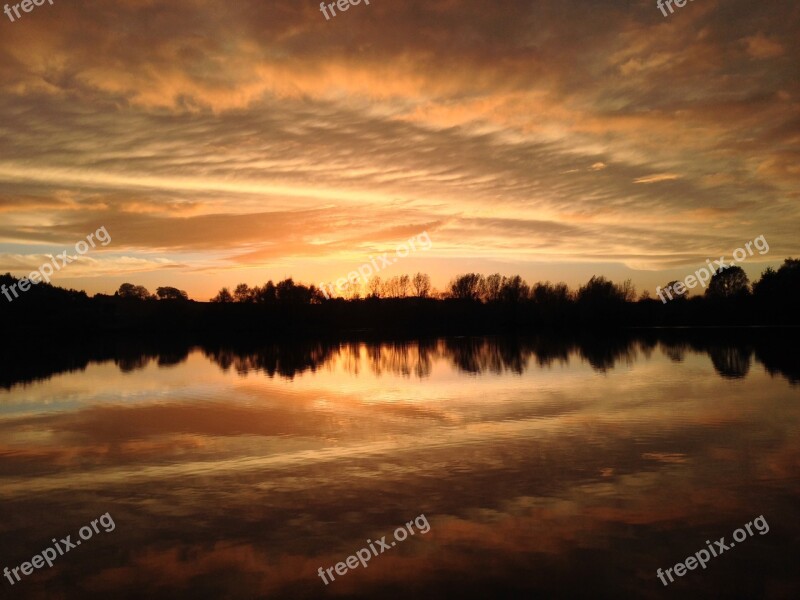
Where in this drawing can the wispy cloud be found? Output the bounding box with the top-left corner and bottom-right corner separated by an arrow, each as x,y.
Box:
633,174 -> 681,184
0,0 -> 797,298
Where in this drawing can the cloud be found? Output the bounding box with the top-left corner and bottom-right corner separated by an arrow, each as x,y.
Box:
743,33 -> 785,59
0,0 -> 797,296
633,173 -> 681,184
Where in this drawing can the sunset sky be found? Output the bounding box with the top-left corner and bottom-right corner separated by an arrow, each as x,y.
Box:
0,0 -> 797,300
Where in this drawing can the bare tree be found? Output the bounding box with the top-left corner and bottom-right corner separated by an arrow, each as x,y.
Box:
616,278 -> 636,302
483,273 -> 503,302
344,278 -> 364,300
411,273 -> 431,298
368,276 -> 382,298
382,276 -> 405,298
398,275 -> 410,298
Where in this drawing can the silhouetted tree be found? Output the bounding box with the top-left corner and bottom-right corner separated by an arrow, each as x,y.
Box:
276,278 -> 313,305
309,285 -> 327,304
577,276 -> 623,304
658,280 -> 688,302
483,273 -> 503,302
617,279 -> 636,302
118,283 -> 151,300
531,282 -> 572,304
706,266 -> 749,299
380,277 -> 393,298
211,287 -> 234,303
382,276 -> 409,298
5,261 -> 800,337
754,266 -> 778,298
347,283 -> 363,300
156,286 -> 189,301
448,273 -> 485,301
234,283 -> 254,303
254,281 -> 277,304
276,278 -> 295,303
753,259 -> 800,300
411,273 -> 432,298
499,275 -> 530,303
367,276 -> 382,298
398,275 -> 410,298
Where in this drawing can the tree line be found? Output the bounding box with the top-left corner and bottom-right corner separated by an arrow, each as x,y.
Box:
1,259 -> 797,334
12,257 -> 795,305
196,259 -> 798,305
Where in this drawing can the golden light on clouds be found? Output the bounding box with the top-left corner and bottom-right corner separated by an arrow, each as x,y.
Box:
0,0 -> 797,299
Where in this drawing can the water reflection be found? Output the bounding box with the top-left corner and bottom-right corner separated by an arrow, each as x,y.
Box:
1,330 -> 798,390
0,332 -> 798,599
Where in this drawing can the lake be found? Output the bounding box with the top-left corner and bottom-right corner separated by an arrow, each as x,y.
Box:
1,332 -> 798,598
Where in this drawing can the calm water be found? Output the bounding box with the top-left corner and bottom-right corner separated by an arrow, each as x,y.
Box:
1,333 -> 798,599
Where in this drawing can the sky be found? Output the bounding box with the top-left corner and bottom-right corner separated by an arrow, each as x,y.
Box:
0,0 -> 798,300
